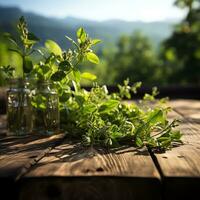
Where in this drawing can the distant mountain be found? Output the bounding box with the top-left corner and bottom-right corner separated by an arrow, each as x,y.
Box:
0,6 -> 176,49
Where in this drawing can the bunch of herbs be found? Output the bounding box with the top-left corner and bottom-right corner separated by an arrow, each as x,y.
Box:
0,17 -> 182,149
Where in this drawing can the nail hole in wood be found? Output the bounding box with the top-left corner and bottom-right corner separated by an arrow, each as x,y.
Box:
96,167 -> 104,172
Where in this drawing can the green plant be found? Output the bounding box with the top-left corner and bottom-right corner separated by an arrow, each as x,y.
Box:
1,16 -> 182,150
2,16 -> 39,77
61,79 -> 182,150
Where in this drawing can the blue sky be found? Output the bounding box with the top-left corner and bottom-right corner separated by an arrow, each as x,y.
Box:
0,0 -> 186,22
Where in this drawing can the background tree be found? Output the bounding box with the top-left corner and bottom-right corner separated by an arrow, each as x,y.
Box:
1,0 -> 200,86
161,0 -> 200,85
108,32 -> 162,85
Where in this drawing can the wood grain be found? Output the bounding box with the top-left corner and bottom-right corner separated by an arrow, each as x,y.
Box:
0,116 -> 66,199
0,133 -> 66,178
1,100 -> 200,200
20,141 -> 161,200
152,104 -> 200,200
25,142 -> 160,177
170,99 -> 200,119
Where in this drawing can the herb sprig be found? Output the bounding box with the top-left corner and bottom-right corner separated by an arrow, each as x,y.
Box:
61,79 -> 182,150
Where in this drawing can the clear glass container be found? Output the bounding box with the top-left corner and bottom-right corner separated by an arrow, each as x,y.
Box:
7,78 -> 33,136
32,80 -> 59,135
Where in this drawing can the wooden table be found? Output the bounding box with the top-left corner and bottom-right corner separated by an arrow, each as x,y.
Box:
0,100 -> 200,200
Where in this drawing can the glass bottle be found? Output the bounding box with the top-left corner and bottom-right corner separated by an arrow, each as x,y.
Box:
7,78 -> 32,136
32,80 -> 59,135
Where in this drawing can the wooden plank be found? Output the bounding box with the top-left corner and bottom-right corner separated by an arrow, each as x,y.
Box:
0,115 -> 66,199
0,133 -> 66,178
19,140 -> 161,200
170,99 -> 200,119
19,177 -> 161,200
151,107 -> 200,200
2,100 -> 200,199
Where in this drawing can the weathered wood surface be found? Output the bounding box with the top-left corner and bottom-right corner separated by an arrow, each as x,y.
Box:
0,133 -> 66,178
20,142 -> 161,200
0,115 -> 66,199
151,100 -> 200,200
0,115 -> 65,178
170,99 -> 200,119
0,100 -> 200,200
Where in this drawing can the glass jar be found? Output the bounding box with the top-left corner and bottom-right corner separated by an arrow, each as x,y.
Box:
32,80 -> 59,135
7,78 -> 33,136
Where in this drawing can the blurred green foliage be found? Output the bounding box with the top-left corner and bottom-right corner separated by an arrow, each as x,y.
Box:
0,36 -> 22,85
107,32 -> 163,85
160,0 -> 200,85
74,0 -> 200,86
0,0 -> 199,86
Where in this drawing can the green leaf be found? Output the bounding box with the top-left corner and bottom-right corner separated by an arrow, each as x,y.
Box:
77,27 -> 84,38
60,91 -> 71,102
59,60 -> 72,71
83,103 -> 97,114
75,94 -> 85,106
86,52 -> 99,64
131,82 -> 142,94
45,54 -> 56,64
8,48 -> 22,56
135,137 -> 143,147
45,40 -> 62,56
146,138 -> 157,148
81,72 -> 97,81
72,80 -> 79,92
99,99 -> 119,113
4,32 -> 18,47
77,27 -> 86,43
160,139 -> 171,148
51,71 -> 66,81
0,65 -> 15,77
65,35 -> 80,49
134,122 -> 147,139
146,109 -> 165,126
27,32 -> 40,42
38,103 -> 46,110
157,137 -> 171,142
171,130 -> 182,141
73,70 -> 81,83
24,39 -> 38,46
91,39 -> 101,45
24,57 -> 33,73
41,65 -> 51,75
